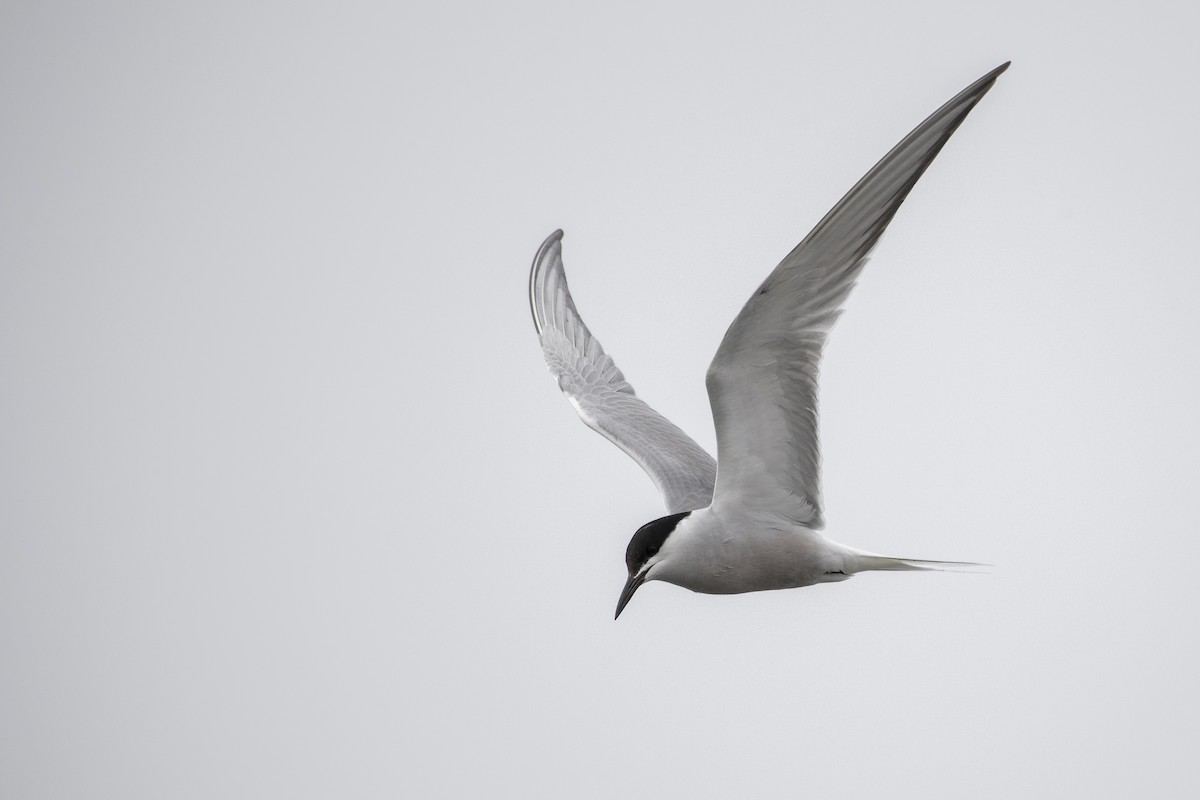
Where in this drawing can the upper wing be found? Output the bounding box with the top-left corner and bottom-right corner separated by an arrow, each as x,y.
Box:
530,230 -> 717,514
705,63 -> 1009,528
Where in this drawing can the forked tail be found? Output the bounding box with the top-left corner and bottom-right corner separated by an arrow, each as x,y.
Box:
850,555 -> 989,574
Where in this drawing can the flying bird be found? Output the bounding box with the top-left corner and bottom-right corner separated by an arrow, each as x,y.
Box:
529,63 -> 1007,618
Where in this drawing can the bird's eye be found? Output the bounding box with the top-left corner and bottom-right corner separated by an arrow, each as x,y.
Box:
646,545 -> 659,557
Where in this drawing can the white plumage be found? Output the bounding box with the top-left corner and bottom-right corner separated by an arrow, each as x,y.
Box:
529,63 -> 1007,617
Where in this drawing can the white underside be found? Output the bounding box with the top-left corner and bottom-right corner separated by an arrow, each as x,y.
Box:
645,505 -> 864,595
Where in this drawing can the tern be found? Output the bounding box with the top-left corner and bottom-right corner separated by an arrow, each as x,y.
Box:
529,63 -> 1007,618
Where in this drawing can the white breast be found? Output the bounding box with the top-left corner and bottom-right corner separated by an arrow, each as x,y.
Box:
648,506 -> 853,595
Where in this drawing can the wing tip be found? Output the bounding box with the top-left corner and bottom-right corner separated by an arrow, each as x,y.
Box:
529,229 -> 566,334
965,61 -> 1011,101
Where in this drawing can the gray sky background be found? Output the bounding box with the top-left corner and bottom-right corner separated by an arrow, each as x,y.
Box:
3,2 -> 1198,798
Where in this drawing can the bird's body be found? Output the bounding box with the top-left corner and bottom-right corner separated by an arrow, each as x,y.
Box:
650,509 -> 852,595
530,63 -> 1007,617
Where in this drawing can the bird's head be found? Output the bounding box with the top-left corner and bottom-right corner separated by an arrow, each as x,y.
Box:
614,511 -> 691,619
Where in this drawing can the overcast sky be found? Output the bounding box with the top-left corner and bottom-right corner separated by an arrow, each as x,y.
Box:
3,2 -> 1198,798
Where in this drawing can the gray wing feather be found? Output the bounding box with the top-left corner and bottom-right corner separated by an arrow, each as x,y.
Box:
530,230 -> 717,514
706,63 -> 1008,528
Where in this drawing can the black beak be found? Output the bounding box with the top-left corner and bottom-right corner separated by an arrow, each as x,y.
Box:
614,571 -> 647,619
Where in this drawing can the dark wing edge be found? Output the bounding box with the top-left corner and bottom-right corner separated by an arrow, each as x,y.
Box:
781,61 -> 1009,278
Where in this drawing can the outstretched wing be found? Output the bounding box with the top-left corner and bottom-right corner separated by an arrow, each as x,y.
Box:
706,63 -> 1009,528
530,230 -> 716,514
